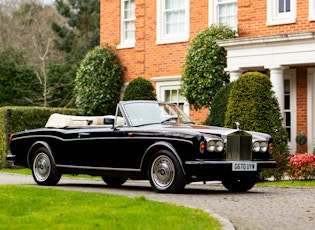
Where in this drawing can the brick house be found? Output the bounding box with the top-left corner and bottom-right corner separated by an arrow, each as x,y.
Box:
100,0 -> 315,154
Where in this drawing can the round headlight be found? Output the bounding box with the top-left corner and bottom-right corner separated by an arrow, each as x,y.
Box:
253,142 -> 261,152
207,140 -> 224,152
207,140 -> 216,152
260,141 -> 268,152
216,141 -> 224,152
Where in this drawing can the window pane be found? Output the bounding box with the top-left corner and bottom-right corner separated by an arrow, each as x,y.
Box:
279,0 -> 290,13
283,78 -> 291,141
173,0 -> 179,8
285,111 -> 291,141
286,127 -> 291,141
217,1 -> 237,28
164,0 -> 185,35
284,95 -> 290,110
174,11 -> 180,22
284,79 -> 290,93
165,89 -> 184,103
122,0 -> 135,41
279,0 -> 284,12
286,0 -> 291,11
124,12 -> 129,19
165,0 -> 172,9
285,112 -> 291,126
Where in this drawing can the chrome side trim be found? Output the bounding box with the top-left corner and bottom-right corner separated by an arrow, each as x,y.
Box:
13,134 -> 193,144
56,164 -> 141,172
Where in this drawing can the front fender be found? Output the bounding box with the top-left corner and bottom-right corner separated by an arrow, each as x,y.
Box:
141,141 -> 186,175
27,141 -> 55,168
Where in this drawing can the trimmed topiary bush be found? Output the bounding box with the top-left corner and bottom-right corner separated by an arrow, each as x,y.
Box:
225,72 -> 274,131
122,77 -> 157,101
74,45 -> 124,115
181,24 -> 236,110
225,72 -> 289,180
205,82 -> 234,126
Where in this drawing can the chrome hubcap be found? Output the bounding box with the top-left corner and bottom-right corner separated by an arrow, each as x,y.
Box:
151,155 -> 175,189
33,153 -> 51,182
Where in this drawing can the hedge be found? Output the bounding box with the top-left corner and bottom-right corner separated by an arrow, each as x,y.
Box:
0,106 -> 76,168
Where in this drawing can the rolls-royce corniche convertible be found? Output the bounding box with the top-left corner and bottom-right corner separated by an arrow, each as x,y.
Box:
7,100 -> 277,193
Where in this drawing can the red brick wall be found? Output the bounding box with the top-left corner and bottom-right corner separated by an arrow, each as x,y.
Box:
100,1 -> 313,126
100,0 -> 210,81
296,67 -> 308,153
238,0 -> 315,37
100,0 -> 209,123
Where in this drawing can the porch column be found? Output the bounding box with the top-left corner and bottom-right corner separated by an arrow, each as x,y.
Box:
269,67 -> 285,116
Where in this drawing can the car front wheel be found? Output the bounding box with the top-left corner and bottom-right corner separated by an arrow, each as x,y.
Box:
222,175 -> 257,192
148,150 -> 186,193
32,147 -> 61,186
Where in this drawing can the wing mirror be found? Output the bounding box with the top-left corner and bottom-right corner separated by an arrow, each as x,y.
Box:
104,117 -> 115,125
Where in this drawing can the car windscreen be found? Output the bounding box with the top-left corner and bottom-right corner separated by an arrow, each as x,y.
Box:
123,102 -> 193,126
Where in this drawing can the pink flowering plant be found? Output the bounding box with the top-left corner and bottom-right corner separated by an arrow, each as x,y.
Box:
287,153 -> 315,180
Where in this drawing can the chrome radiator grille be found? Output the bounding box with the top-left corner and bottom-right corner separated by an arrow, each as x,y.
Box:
226,131 -> 252,160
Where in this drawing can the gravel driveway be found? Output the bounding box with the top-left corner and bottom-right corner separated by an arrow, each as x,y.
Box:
1,172 -> 314,230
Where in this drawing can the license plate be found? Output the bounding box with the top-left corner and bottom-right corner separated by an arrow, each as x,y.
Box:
232,162 -> 257,171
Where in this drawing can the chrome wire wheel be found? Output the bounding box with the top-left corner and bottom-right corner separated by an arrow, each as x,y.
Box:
150,155 -> 175,190
33,152 -> 51,182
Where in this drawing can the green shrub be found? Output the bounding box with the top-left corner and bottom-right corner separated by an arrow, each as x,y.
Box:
205,82 -> 234,126
122,77 -> 157,101
181,24 -> 236,110
225,72 -> 289,180
74,45 -> 124,115
0,106 -> 76,168
225,72 -> 273,131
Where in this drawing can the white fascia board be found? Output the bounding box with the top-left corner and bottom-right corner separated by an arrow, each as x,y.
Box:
217,32 -> 315,70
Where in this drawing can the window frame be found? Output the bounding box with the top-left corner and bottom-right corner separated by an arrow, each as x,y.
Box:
266,0 -> 296,26
309,0 -> 315,21
283,69 -> 296,155
156,0 -> 190,45
117,0 -> 136,49
307,68 -> 315,153
208,0 -> 238,31
151,76 -> 189,114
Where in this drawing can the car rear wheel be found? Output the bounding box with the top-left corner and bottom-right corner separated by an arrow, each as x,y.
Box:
101,176 -> 127,187
222,175 -> 257,192
32,147 -> 61,186
148,150 -> 186,193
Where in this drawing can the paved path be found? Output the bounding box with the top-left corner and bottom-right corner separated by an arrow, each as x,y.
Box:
1,172 -> 315,230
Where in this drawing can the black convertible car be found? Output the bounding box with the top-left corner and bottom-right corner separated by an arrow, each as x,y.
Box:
7,100 -> 276,193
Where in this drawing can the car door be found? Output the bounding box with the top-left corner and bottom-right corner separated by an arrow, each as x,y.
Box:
66,126 -> 127,168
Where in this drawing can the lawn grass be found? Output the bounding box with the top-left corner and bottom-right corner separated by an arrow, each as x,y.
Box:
0,168 -> 222,229
1,168 -> 314,230
1,168 -> 32,175
257,179 -> 315,187
0,185 -> 221,230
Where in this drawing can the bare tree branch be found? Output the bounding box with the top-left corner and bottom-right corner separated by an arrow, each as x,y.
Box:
32,36 -> 51,107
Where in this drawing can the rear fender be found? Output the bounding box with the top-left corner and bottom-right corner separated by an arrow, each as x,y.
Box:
141,141 -> 186,175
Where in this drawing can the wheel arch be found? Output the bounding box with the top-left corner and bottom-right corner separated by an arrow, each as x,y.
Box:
140,141 -> 186,176
27,141 -> 55,168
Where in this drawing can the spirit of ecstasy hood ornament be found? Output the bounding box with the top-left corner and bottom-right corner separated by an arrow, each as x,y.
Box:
235,122 -> 240,130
